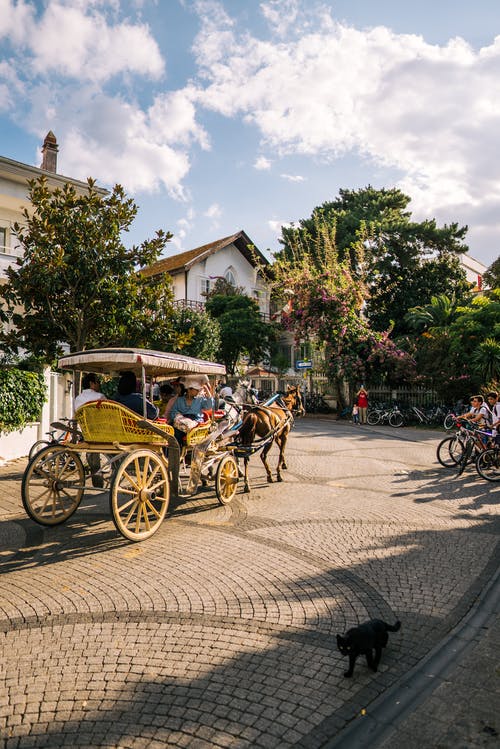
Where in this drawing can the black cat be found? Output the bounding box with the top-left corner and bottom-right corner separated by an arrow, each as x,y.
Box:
336,619 -> 401,677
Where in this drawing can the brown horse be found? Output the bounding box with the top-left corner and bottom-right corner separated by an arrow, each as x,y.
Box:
237,386 -> 305,492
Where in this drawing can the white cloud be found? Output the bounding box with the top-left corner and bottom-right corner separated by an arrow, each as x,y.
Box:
30,2 -> 164,82
204,202 -> 222,220
280,173 -> 305,182
147,88 -> 209,149
191,3 -> 500,249
260,0 -> 299,38
268,219 -> 290,234
54,92 -> 192,197
0,0 -> 35,44
254,155 -> 271,170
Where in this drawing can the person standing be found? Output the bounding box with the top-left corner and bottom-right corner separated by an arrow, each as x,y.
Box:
352,403 -> 360,425
487,391 -> 500,444
356,387 -> 369,424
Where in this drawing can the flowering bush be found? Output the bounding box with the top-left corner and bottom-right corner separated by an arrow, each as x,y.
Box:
272,223 -> 414,389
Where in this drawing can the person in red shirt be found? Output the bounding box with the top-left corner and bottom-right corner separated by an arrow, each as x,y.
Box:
356,387 -> 369,424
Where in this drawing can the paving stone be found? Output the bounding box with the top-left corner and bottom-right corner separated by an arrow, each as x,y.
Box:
0,423 -> 498,748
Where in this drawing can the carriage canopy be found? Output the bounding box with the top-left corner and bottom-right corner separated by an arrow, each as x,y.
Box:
58,347 -> 226,378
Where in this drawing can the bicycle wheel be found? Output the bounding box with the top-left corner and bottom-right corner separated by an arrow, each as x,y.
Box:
389,412 -> 404,427
436,436 -> 465,467
476,448 -> 500,482
367,411 -> 381,425
28,440 -> 52,461
457,439 -> 474,476
443,413 -> 456,430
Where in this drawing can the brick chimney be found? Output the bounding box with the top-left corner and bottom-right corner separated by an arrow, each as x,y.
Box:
40,131 -> 58,172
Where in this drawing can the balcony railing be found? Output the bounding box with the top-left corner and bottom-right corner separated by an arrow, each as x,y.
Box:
174,298 -> 272,321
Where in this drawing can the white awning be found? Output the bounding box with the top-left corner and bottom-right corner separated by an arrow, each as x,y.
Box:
58,347 -> 226,378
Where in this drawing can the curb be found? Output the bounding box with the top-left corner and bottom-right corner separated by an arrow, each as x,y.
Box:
323,561 -> 500,748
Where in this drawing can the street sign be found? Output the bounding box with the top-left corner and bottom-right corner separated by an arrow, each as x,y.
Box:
295,360 -> 312,369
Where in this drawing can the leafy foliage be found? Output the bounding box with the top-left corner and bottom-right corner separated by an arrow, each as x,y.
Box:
167,305 -> 221,361
205,292 -> 276,375
272,219 -> 415,400
0,368 -> 47,434
407,289 -> 500,400
1,176 -> 176,361
482,256 -> 500,291
278,186 -> 471,335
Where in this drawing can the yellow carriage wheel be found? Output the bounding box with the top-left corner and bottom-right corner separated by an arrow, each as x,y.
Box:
22,446 -> 85,526
215,454 -> 239,505
110,449 -> 169,541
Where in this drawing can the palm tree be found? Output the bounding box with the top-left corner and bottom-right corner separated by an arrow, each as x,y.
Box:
404,294 -> 458,334
471,338 -> 500,383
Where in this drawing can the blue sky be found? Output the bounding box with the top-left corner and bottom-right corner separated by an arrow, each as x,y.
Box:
1,0 -> 499,267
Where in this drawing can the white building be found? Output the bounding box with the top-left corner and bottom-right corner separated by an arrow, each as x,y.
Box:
141,230 -> 271,318
0,132 -> 102,281
460,253 -> 488,292
0,133 -> 104,461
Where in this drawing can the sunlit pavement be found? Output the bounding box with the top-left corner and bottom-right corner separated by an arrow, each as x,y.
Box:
0,418 -> 498,748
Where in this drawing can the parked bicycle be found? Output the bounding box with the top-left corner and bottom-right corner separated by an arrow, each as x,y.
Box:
405,405 -> 433,425
367,403 -> 404,427
305,392 -> 330,413
28,418 -> 83,461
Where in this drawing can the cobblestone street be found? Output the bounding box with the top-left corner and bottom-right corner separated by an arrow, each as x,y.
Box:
1,418 -> 499,748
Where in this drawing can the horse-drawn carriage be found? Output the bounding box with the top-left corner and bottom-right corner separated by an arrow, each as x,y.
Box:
21,348 -> 240,542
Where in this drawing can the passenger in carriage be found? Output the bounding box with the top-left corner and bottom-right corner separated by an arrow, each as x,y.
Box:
112,371 -> 159,420
160,379 -> 186,423
73,372 -> 106,411
170,378 -> 213,442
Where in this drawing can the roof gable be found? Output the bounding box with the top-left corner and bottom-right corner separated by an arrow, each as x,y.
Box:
141,230 -> 269,278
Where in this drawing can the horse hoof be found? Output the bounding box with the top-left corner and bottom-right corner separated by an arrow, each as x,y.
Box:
243,486 -> 250,493
267,477 -> 273,483
277,476 -> 283,482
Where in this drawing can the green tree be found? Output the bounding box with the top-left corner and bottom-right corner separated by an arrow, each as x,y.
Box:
1,176 -> 175,361
471,338 -> 500,383
407,289 -> 500,400
404,294 -> 460,333
166,305 -> 221,361
205,292 -> 276,375
482,256 -> 500,291
279,186 -> 471,336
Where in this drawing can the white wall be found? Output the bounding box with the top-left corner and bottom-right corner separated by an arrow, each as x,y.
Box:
182,244 -> 270,315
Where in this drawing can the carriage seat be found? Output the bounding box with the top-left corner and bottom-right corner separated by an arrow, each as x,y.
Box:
201,408 -> 226,422
75,400 -> 174,444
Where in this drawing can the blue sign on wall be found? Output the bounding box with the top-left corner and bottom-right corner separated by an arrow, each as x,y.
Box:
295,360 -> 312,369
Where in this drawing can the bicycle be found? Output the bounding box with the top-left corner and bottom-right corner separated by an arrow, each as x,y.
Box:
443,403 -> 468,430
476,445 -> 500,482
436,417 -> 494,474
367,403 -> 404,427
28,418 -> 83,461
407,405 -> 434,426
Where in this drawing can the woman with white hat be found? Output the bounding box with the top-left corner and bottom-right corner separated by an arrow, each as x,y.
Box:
170,378 -> 214,438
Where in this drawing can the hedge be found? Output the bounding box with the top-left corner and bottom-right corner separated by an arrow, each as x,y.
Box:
0,368 -> 47,434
